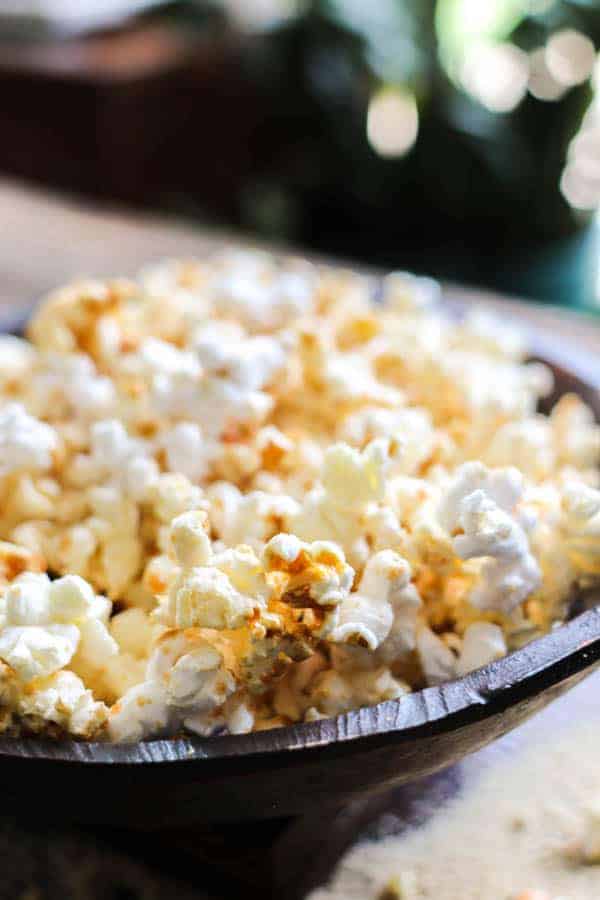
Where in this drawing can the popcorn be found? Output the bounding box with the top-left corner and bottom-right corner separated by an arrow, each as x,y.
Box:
288,439 -> 402,568
71,419 -> 159,502
0,624 -> 79,682
0,252 -> 597,740
169,510 -> 211,568
262,533 -> 354,609
0,403 -> 58,476
24,353 -> 117,422
382,270 -> 441,313
18,670 -> 107,737
207,483 -> 299,549
0,336 -> 35,383
107,679 -> 171,742
416,626 -> 457,685
108,631 -> 235,741
306,663 -> 408,718
559,481 -> 600,576
161,422 -> 211,483
166,511 -> 268,630
208,253 -> 316,330
455,622 -> 507,676
0,567 -> 117,733
438,462 -> 540,613
169,566 -> 258,630
330,551 -> 410,650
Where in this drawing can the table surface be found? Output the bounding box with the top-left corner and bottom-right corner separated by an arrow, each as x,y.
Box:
0,176 -> 599,900
2,175 -> 600,350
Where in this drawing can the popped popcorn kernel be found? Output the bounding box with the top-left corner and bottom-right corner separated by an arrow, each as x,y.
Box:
0,251 -> 596,739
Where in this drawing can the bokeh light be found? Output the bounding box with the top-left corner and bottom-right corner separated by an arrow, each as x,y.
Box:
461,42 -> 529,113
436,0 -> 526,80
367,88 -> 419,158
546,29 -> 595,88
219,0 -> 302,31
528,47 -> 565,101
561,48 -> 600,211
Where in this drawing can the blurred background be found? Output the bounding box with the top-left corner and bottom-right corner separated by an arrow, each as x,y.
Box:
1,0 -> 600,308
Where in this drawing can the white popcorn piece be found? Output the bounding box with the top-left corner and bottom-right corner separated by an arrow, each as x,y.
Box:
109,608 -> 155,659
130,337 -> 200,379
559,481 -> 600,576
438,461 -> 524,531
340,406 -> 436,474
162,422 -> 212,483
416,626 -> 457,686
48,574 -> 96,622
107,680 -> 171,742
73,617 -> 119,672
551,393 -> 600,471
194,327 -> 286,392
0,624 -> 79,682
168,566 -> 257,630
454,489 -> 540,613
483,419 -> 555,480
4,573 -> 52,626
149,473 -> 205,525
0,567 -> 117,732
167,512 -> 266,630
212,545 -> 272,606
26,353 -> 117,422
438,462 -> 541,613
78,419 -> 159,502
207,483 -> 300,549
166,644 -> 235,710
0,336 -> 35,382
109,632 -> 235,741
208,257 -> 315,331
307,663 -> 408,718
18,670 -> 107,737
382,270 -> 441,312
331,551 -> 410,650
455,622 -> 507,676
287,439 -> 401,568
170,510 -> 212,568
376,575 -> 422,664
0,403 -> 58,476
452,308 -> 526,360
322,440 -> 391,508
223,696 -> 255,735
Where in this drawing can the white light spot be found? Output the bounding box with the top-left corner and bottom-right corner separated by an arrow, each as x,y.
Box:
560,163 -> 600,211
528,47 -> 565,101
546,29 -> 596,88
461,43 -> 529,113
367,89 -> 419,158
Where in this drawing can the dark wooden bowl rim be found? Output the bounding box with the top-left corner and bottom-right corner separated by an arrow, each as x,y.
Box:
0,604 -> 598,766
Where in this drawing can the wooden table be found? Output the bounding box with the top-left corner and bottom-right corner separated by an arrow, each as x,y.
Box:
2,175 -> 599,345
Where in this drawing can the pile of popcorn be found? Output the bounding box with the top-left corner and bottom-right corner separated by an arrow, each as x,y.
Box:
0,249 -> 598,742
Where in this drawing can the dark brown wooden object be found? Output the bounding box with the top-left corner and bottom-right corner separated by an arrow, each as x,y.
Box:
0,22 -> 260,214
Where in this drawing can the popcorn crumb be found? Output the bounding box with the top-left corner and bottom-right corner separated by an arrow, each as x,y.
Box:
377,871 -> 419,900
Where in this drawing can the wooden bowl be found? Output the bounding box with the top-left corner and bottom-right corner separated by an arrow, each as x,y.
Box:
0,318 -> 598,828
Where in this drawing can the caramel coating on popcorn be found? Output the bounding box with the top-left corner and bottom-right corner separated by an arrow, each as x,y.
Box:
0,251 -> 597,739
